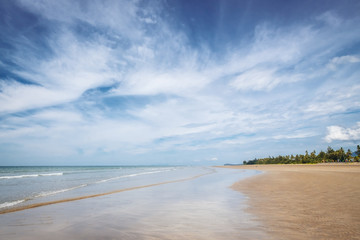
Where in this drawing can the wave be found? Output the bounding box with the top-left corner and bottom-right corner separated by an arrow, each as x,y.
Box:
0,172 -> 63,180
0,184 -> 88,209
96,169 -> 173,184
35,184 -> 88,198
0,168 -> 177,210
0,200 -> 26,209
0,168 -> 214,214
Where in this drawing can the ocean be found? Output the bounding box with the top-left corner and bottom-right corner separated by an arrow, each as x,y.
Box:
0,166 -> 205,210
0,166 -> 266,239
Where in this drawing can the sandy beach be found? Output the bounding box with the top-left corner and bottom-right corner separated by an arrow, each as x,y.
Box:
1,165 -> 359,239
224,164 -> 360,240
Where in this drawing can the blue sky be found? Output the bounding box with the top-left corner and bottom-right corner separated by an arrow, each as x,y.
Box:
0,0 -> 359,166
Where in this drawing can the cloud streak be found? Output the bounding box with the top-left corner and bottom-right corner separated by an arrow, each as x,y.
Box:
0,1 -> 359,165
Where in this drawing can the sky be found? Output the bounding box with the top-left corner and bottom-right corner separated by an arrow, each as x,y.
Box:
0,0 -> 359,166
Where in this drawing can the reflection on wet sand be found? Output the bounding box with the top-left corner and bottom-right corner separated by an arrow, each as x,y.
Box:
0,168 -> 267,240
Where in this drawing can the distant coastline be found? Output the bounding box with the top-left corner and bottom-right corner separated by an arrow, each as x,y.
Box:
240,145 -> 360,165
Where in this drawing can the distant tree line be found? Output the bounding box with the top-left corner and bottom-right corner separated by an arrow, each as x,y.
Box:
243,145 -> 360,165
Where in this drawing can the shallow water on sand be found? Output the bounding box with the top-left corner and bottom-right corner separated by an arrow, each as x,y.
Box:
0,166 -> 190,210
0,167 -> 267,240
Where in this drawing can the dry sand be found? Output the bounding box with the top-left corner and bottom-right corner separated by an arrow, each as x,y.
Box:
224,164 -> 360,240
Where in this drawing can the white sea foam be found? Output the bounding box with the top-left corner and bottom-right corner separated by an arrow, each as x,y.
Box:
39,173 -> 63,177
0,172 -> 63,180
96,169 -> 173,184
0,199 -> 26,209
35,184 -> 88,198
0,184 -> 88,209
0,167 -> 179,210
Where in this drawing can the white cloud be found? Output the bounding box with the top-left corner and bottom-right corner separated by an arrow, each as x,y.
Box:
0,0 -> 161,115
222,23 -> 337,92
304,84 -> 360,116
115,69 -> 211,96
18,0 -> 144,40
230,68 -> 279,91
0,31 -> 119,114
0,81 -> 73,113
141,17 -> 157,24
31,110 -> 83,123
317,11 -> 342,27
327,55 -> 360,70
325,122 -> 360,142
1,2 -> 360,164
273,132 -> 318,140
331,55 -> 360,64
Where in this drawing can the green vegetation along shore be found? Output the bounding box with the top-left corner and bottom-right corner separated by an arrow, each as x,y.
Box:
243,145 -> 360,165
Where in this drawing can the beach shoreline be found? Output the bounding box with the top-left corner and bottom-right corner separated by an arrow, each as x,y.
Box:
221,164 -> 360,240
0,167 -> 267,240
0,169 -> 214,215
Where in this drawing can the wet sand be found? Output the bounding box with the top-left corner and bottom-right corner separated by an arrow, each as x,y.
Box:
0,168 -> 267,240
0,170 -> 213,215
224,164 -> 360,240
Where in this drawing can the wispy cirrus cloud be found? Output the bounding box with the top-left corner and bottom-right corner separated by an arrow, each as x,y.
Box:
17,0 -> 145,39
0,34 -> 119,113
0,1 -> 359,165
327,55 -> 360,70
